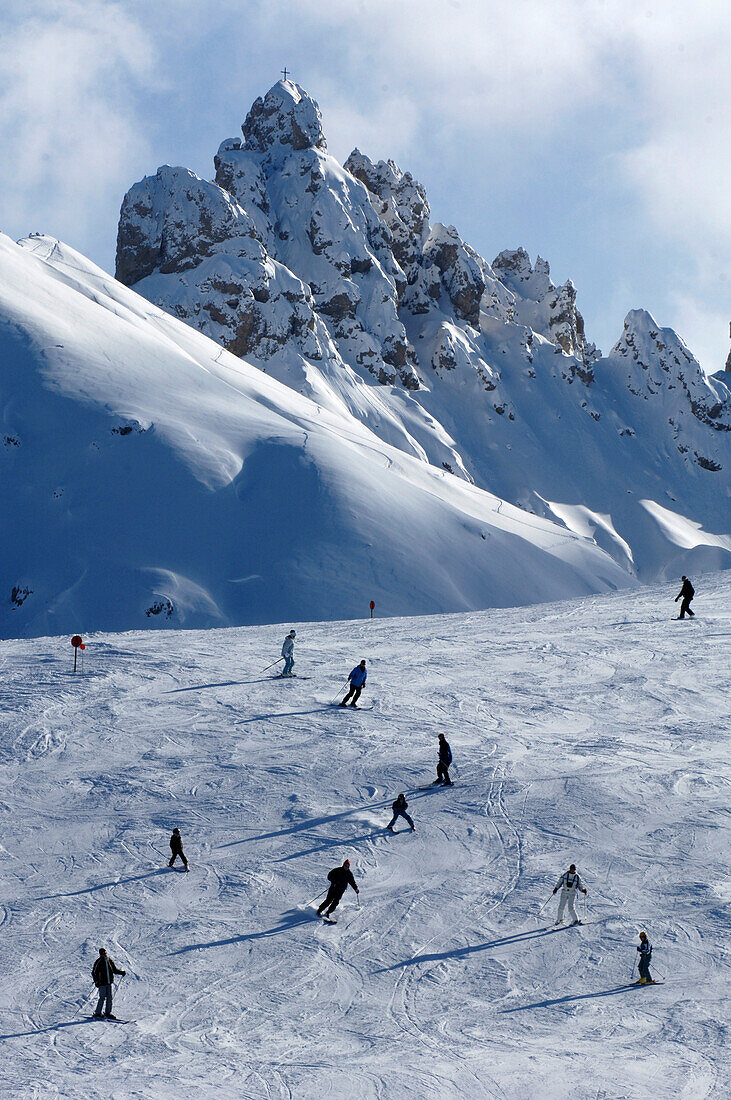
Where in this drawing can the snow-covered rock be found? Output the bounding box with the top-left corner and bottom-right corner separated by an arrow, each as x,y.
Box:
112,80 -> 730,587
492,247 -> 598,367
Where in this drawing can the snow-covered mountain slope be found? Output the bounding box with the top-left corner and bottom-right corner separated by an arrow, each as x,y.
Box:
115,79 -> 731,581
1,578 -> 728,1098
0,231 -> 632,639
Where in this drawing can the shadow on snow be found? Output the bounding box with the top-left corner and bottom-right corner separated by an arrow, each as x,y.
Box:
37,869 -> 167,900
373,926 -> 561,973
168,908 -> 313,955
501,984 -> 645,1013
217,788 -> 441,849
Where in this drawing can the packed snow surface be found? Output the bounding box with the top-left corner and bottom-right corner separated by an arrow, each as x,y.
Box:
1,577 -> 729,1098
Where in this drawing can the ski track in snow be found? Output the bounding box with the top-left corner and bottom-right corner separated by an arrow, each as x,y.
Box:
0,578 -> 729,1098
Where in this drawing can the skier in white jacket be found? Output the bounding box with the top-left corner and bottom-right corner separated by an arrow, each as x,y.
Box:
552,864 -> 587,925
281,630 -> 296,676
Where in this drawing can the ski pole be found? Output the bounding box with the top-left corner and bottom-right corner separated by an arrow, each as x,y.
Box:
260,657 -> 284,674
113,972 -> 126,1011
537,894 -> 552,915
72,986 -> 96,1019
303,889 -> 326,907
332,681 -> 349,704
630,955 -> 636,981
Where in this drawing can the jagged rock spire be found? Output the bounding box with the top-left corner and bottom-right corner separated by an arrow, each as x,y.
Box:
243,80 -> 326,154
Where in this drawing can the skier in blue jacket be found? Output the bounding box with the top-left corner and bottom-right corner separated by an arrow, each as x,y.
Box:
339,660 -> 367,707
434,733 -> 453,785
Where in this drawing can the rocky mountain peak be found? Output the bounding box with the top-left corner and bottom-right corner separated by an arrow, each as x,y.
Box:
609,309 -> 731,435
242,80 -> 326,155
492,247 -> 598,366
112,79 -> 730,544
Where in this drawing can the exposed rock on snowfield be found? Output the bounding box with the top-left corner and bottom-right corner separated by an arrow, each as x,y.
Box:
114,80 -> 730,588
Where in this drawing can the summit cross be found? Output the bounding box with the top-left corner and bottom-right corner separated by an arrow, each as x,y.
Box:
281,67 -> 289,82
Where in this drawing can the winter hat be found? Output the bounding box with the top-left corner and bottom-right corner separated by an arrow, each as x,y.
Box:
173,827 -> 180,834
98,947 -> 106,955
289,629 -> 296,636
569,864 -> 576,872
343,859 -> 350,867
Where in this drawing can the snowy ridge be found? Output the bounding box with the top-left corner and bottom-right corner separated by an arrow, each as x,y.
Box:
0,231 -> 630,639
0,578 -> 728,1096
113,79 -> 731,584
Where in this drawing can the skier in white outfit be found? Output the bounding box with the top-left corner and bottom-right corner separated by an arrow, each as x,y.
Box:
552,864 -> 587,925
281,630 -> 296,676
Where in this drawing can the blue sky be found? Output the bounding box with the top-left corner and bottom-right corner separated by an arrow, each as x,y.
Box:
2,0 -> 728,372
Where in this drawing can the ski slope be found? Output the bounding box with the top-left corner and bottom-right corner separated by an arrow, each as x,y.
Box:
0,576 -> 729,1098
0,230 -> 632,640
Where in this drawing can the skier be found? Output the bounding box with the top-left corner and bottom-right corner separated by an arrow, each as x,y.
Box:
281,630 -> 296,676
387,793 -> 415,832
91,947 -> 126,1019
316,858 -> 359,920
339,659 -> 367,707
674,576 -> 695,618
168,827 -> 189,871
552,864 -> 587,925
636,931 -> 653,983
433,733 -> 453,786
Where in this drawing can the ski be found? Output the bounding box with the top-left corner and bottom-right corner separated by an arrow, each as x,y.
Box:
88,1016 -> 130,1023
322,918 -> 337,925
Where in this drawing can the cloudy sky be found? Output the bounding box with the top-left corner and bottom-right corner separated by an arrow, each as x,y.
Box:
2,0 -> 729,372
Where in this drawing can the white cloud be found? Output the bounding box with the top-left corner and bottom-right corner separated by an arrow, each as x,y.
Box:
0,0 -> 156,246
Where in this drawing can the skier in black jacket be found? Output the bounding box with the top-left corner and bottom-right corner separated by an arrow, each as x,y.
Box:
636,931 -> 653,984
92,947 -> 125,1019
168,827 -> 189,871
387,793 -> 415,832
316,858 -> 359,918
674,576 -> 695,618
433,733 -> 453,786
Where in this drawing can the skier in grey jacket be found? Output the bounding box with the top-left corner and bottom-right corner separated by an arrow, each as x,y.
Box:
281,630 -> 296,676
552,864 -> 587,925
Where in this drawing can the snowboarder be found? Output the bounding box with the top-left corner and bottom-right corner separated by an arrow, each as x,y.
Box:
674,576 -> 695,618
387,793 -> 415,832
168,827 -> 189,871
552,864 -> 587,925
316,858 -> 359,919
281,630 -> 296,676
433,733 -> 453,785
636,931 -> 653,983
339,659 -> 367,707
91,947 -> 126,1019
